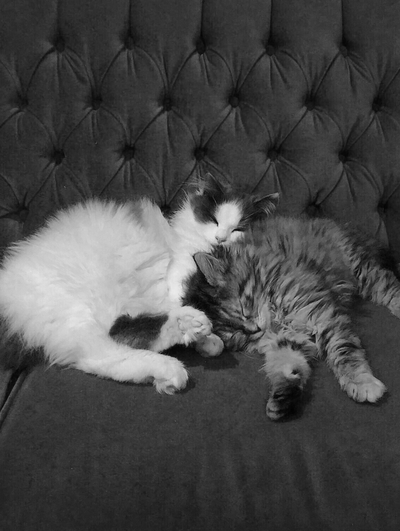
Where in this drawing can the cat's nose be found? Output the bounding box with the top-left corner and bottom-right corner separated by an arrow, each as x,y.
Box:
244,322 -> 262,334
216,234 -> 227,243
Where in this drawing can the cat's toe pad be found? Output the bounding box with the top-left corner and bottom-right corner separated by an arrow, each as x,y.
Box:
341,373 -> 386,403
174,306 -> 212,344
195,334 -> 224,357
153,358 -> 189,394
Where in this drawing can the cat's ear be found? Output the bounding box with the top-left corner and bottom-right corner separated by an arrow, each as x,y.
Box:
193,252 -> 225,286
253,192 -> 279,215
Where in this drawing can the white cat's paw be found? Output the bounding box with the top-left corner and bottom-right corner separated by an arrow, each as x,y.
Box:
153,357 -> 189,395
194,333 -> 224,357
171,306 -> 212,345
340,373 -> 387,403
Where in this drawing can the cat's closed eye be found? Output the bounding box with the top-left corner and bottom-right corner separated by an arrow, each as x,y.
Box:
240,300 -> 252,319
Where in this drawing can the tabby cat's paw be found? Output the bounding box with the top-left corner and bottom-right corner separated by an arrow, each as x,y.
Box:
195,333 -> 224,357
340,373 -> 387,403
389,299 -> 400,319
153,357 -> 189,395
172,306 -> 212,345
266,378 -> 303,421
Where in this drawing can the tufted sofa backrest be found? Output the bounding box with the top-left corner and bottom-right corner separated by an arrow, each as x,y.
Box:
1,0 -> 400,258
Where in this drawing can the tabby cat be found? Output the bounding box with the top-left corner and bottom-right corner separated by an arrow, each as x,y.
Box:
182,216 -> 397,419
0,174 -> 275,394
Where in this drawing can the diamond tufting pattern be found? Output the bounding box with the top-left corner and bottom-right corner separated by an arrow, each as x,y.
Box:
1,0 -> 400,258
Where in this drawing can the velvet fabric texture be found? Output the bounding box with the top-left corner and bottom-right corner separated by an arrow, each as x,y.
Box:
1,1 -> 400,530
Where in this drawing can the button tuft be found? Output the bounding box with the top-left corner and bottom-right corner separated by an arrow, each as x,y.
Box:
163,96 -> 172,112
55,39 -> 65,53
305,99 -> 315,111
92,97 -> 102,110
195,147 -> 206,161
229,95 -> 240,108
19,98 -> 28,111
268,149 -> 279,162
339,44 -> 348,57
54,150 -> 65,165
196,39 -> 206,55
372,98 -> 382,112
123,146 -> 135,161
18,208 -> 29,222
266,44 -> 275,56
161,204 -> 171,216
126,35 -> 134,50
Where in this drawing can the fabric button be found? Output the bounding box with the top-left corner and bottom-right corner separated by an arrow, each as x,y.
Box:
123,146 -> 135,161
126,35 -> 134,50
339,44 -> 348,57
92,97 -> 102,110
196,39 -> 206,55
372,98 -> 382,112
195,147 -> 206,161
268,149 -> 279,161
306,204 -> 319,217
266,44 -> 275,56
229,95 -> 240,108
18,208 -> 29,222
163,96 -> 172,112
339,152 -> 348,163
19,98 -> 28,111
55,38 -> 65,53
54,150 -> 65,165
161,204 -> 171,216
305,99 -> 315,111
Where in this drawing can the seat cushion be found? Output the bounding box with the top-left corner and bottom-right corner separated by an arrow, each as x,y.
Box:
1,303 -> 399,531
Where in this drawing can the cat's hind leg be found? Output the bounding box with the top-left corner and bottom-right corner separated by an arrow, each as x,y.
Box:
75,338 -> 189,395
32,318 -> 189,394
357,264 -> 400,319
165,307 -> 224,357
338,230 -> 400,318
256,331 -> 315,420
314,308 -> 386,402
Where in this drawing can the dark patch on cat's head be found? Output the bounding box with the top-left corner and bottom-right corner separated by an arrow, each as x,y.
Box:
183,247 -> 235,327
186,172 -> 279,226
186,173 -> 231,223
185,247 -> 265,348
193,250 -> 229,287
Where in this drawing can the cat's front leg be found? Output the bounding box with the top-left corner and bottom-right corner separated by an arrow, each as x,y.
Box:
111,307 -> 216,352
77,342 -> 189,396
256,332 -> 315,420
315,313 -> 387,403
159,306 -> 224,356
161,306 -> 213,347
339,372 -> 387,403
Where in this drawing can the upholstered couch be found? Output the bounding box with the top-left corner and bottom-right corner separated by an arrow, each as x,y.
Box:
1,1 -> 400,529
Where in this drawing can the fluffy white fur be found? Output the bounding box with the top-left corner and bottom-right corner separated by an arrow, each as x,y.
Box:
168,199 -> 243,302
0,195 -> 246,392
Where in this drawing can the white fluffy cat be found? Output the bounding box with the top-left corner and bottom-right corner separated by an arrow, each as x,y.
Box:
0,175 -> 277,393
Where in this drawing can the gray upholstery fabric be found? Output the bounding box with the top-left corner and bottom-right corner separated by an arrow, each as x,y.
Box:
1,1 -> 400,530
